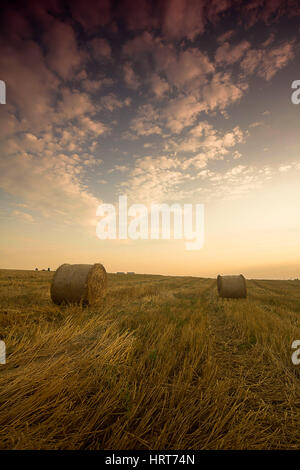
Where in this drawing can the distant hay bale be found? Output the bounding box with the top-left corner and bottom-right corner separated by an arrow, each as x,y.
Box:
50,263 -> 107,306
217,274 -> 247,299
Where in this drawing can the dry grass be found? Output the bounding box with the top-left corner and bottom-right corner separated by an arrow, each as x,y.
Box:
0,269 -> 300,450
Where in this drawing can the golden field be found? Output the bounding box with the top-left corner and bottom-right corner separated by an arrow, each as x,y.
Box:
0,269 -> 300,450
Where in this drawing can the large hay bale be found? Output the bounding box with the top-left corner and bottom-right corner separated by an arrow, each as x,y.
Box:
217,274 -> 247,299
51,263 -> 107,306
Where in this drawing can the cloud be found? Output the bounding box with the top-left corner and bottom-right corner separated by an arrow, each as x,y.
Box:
118,119 -> 248,204
0,146 -> 100,226
241,41 -> 295,80
237,0 -> 295,28
101,93 -> 131,111
233,150 -> 242,160
217,29 -> 235,43
175,122 -> 245,164
109,165 -> 130,174
199,164 -> 275,200
123,62 -> 140,89
279,164 -> 292,172
89,38 -> 112,60
68,0 -> 111,31
201,72 -> 248,111
56,88 -> 95,121
161,48 -> 214,90
0,106 -> 20,139
215,40 -> 251,64
0,38 -> 59,129
129,104 -> 162,136
78,116 -> 110,136
43,20 -> 86,80
119,155 -> 184,204
122,32 -> 249,129
162,95 -> 205,134
81,79 -> 104,93
161,74 -> 247,134
116,0 -> 159,32
122,30 -> 156,58
0,6 -> 33,43
160,0 -> 206,41
12,210 -> 35,223
148,74 -> 170,98
123,33 -> 214,93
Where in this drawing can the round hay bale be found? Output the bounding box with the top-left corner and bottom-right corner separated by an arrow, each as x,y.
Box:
50,263 -> 107,306
217,274 -> 247,299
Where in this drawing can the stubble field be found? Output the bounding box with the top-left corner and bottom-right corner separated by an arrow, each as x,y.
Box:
0,269 -> 300,450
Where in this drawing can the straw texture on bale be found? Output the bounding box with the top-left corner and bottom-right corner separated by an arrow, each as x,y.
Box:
217,274 -> 247,299
51,263 -> 107,306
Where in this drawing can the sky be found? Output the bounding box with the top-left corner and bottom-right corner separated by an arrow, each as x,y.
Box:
0,0 -> 300,279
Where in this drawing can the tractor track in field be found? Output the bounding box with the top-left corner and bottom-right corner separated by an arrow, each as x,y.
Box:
249,280 -> 300,314
205,291 -> 253,379
250,279 -> 284,296
201,287 -> 300,449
